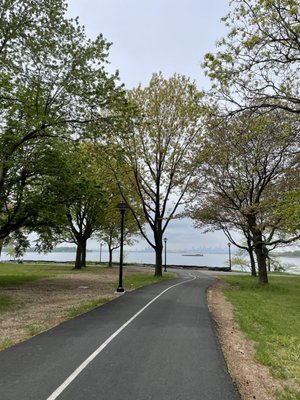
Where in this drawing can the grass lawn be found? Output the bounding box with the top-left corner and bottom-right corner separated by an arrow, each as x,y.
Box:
0,262 -> 74,288
0,262 -> 174,287
221,274 -> 300,400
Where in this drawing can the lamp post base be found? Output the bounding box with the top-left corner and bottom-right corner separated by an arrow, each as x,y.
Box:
116,287 -> 125,293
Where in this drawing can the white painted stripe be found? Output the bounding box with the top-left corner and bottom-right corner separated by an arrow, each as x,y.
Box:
46,275 -> 196,400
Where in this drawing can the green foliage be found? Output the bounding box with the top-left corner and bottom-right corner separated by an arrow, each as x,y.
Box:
222,275 -> 300,398
0,0 -> 125,242
33,142 -> 118,268
189,110 -> 299,284
203,0 -> 300,113
275,189 -> 300,235
90,144 -> 141,267
111,73 -> 204,275
230,254 -> 251,271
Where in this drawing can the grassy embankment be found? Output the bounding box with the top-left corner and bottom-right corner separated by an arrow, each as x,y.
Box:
221,274 -> 300,400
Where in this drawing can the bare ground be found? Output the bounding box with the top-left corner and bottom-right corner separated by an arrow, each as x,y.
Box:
0,267 -> 151,348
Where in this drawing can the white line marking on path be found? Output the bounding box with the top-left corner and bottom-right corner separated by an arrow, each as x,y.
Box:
46,275 -> 196,400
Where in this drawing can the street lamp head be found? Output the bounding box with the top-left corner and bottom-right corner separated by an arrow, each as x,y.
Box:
228,242 -> 231,247
117,202 -> 129,212
164,237 -> 167,244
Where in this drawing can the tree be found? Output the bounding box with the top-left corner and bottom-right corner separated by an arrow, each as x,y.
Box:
111,73 -> 204,276
0,137 -> 74,254
188,110 -> 300,284
274,174 -> 300,235
96,205 -> 139,268
91,145 -> 141,267
229,248 -> 254,273
203,0 -> 300,114
0,0 -> 125,242
38,143 -> 110,269
189,195 -> 257,276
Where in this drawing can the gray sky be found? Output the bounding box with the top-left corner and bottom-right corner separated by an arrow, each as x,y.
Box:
66,0 -> 231,250
67,0 -> 230,90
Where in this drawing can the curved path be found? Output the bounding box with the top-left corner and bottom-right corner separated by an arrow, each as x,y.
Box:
0,270 -> 241,399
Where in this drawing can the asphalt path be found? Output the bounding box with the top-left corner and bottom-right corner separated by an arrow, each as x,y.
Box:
0,270 -> 241,400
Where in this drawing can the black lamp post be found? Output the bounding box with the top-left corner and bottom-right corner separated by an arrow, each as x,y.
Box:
164,237 -> 167,272
228,242 -> 232,272
116,202 -> 129,292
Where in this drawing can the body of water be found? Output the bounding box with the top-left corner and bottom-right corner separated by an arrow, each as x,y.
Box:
1,250 -> 299,274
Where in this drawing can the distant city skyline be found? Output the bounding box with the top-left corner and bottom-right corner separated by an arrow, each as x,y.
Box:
87,217 -> 235,253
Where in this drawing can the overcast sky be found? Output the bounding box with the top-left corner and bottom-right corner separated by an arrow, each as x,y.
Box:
66,0 -> 231,250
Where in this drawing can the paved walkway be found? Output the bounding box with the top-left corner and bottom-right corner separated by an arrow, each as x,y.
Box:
0,270 -> 241,399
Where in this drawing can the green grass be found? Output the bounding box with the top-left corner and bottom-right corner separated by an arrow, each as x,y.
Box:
65,297 -> 112,319
221,275 -> 300,400
0,294 -> 14,311
0,262 -> 116,287
0,338 -> 13,351
123,272 -> 175,289
0,263 -> 175,288
0,262 -> 72,287
25,323 -> 46,337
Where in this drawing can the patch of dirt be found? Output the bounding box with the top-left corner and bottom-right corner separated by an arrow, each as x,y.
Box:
0,267 -> 151,348
207,280 -> 283,400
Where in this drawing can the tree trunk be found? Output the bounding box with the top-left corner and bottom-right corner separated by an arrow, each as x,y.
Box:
74,241 -> 83,269
82,239 -> 87,268
249,248 -> 257,276
155,246 -> 163,277
154,217 -> 163,277
255,246 -> 268,284
253,234 -> 268,284
246,236 -> 257,276
247,215 -> 268,284
108,247 -> 113,268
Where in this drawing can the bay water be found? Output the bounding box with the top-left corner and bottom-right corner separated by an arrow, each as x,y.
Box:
1,250 -> 299,274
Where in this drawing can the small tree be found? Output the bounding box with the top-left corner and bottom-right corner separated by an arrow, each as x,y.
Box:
96,208 -> 138,268
230,249 -> 253,273
189,196 -> 257,276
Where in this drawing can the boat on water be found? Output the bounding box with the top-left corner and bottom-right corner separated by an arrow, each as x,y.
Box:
181,253 -> 203,257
